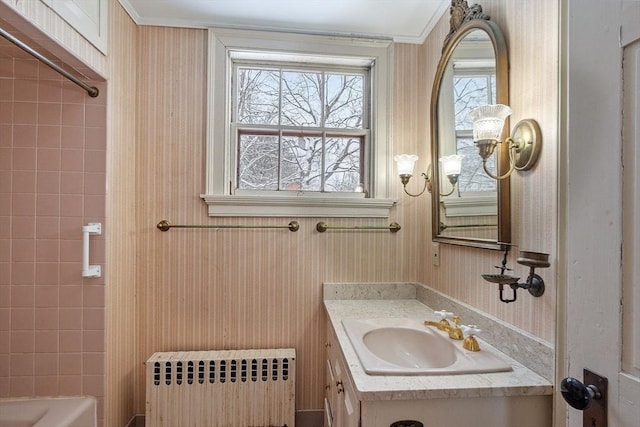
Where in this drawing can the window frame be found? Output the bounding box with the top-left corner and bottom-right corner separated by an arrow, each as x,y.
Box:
202,28 -> 394,217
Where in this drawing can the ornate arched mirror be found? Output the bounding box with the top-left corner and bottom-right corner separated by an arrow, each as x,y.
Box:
431,1 -> 510,249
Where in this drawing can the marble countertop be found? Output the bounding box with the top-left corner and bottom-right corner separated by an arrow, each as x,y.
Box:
324,295 -> 553,401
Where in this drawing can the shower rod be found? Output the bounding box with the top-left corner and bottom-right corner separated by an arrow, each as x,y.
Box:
0,27 -> 99,97
315,222 -> 401,233
156,220 -> 300,232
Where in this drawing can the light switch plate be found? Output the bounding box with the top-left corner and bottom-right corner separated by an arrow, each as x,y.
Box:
432,242 -> 440,266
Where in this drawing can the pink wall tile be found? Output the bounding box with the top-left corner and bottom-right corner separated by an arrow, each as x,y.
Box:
37,103 -> 61,126
35,217 -> 59,239
59,330 -> 81,352
34,375 -> 58,395
10,354 -> 34,376
11,193 -> 35,216
37,125 -> 61,148
36,171 -> 60,194
13,60 -> 38,80
0,125 -> 11,146
11,171 -> 36,193
82,374 -> 104,397
59,285 -> 82,307
11,216 -> 34,238
84,173 -> 105,195
34,310 -> 58,332
0,80 -> 13,101
60,149 -> 84,172
11,308 -> 34,330
85,105 -> 105,127
35,194 -> 60,217
61,126 -> 83,148
62,104 -> 83,126
82,308 -> 104,330
82,331 -> 103,352
58,217 -> 82,239
58,375 -> 81,395
13,125 -> 37,147
10,285 -> 33,307
34,353 -> 58,375
59,239 -> 80,263
59,263 -> 82,286
38,80 -> 63,103
59,194 -> 82,217
0,148 -> 11,170
59,309 -> 81,330
13,102 -> 37,125
83,196 -> 104,217
35,330 -> 58,354
59,353 -> 81,375
82,286 -> 104,308
14,80 -> 37,102
10,262 -> 34,285
0,308 -> 9,328
36,148 -> 61,171
35,263 -> 59,285
34,286 -> 58,308
0,101 -> 13,124
0,171 -> 12,193
84,127 -> 105,150
10,330 -> 34,352
60,172 -> 84,194
61,82 -> 85,104
11,239 -> 34,262
82,353 -> 104,375
35,239 -> 58,263
84,151 -> 105,173
10,376 -> 34,396
12,147 -> 36,170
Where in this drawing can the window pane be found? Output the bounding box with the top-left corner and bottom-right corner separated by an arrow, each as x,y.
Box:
325,137 -> 362,192
454,76 -> 491,129
238,134 -> 279,190
281,71 -> 322,127
281,135 -> 322,191
236,68 -> 280,125
325,73 -> 364,129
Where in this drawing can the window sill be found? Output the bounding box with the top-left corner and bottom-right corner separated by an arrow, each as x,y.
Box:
201,194 -> 396,218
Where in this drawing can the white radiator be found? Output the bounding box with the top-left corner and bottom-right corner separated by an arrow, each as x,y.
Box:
146,349 -> 296,427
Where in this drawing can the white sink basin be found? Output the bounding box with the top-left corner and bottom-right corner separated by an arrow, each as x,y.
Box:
342,318 -> 513,375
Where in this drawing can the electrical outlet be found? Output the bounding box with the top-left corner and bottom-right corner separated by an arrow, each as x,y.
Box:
432,242 -> 440,266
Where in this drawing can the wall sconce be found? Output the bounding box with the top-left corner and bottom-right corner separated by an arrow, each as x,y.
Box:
439,154 -> 463,196
470,104 -> 542,180
394,154 -> 463,198
394,154 -> 430,197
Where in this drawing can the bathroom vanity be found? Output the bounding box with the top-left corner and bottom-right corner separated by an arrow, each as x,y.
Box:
323,283 -> 553,427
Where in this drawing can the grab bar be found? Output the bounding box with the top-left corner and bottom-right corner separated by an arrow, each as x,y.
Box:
156,220 -> 300,232
315,222 -> 401,233
82,223 -> 102,278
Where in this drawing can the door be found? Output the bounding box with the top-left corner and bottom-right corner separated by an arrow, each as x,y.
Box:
560,1 -> 640,426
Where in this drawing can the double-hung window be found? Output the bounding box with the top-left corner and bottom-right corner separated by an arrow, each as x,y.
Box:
203,29 -> 394,217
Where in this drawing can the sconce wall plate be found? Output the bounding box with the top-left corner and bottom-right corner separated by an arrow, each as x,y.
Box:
512,119 -> 542,171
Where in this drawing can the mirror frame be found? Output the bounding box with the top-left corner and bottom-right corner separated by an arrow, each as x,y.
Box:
430,14 -> 510,250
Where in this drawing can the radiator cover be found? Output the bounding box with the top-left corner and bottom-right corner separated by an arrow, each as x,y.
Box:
146,349 -> 296,427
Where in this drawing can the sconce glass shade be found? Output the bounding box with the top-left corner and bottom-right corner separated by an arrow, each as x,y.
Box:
470,104 -> 512,141
439,154 -> 464,176
394,154 -> 419,176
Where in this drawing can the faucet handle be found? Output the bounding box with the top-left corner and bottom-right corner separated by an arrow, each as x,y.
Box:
434,310 -> 453,320
461,325 -> 481,336
461,325 -> 482,351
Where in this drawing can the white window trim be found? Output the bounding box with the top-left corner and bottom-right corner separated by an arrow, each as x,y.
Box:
202,28 -> 395,217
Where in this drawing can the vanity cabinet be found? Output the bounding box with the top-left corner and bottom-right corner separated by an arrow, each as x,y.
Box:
325,324 -> 359,427
324,319 -> 552,427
